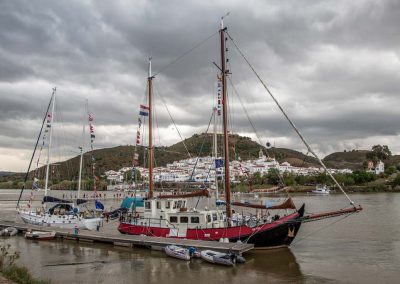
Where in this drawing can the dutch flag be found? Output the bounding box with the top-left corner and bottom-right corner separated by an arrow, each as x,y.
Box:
139,105 -> 149,116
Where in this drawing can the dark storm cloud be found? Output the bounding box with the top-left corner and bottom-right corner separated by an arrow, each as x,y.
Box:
1,0 -> 399,171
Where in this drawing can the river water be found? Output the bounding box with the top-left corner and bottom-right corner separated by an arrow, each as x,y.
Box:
0,190 -> 399,284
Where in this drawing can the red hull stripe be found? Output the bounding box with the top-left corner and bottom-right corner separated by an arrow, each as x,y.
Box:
118,211 -> 299,241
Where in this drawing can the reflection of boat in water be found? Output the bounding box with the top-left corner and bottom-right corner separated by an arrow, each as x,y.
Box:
245,248 -> 303,281
312,184 -> 330,194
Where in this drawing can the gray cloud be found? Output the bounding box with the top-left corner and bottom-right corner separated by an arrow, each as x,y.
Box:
1,0 -> 399,171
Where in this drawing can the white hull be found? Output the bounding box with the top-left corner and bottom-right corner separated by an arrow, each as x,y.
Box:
25,230 -> 56,240
165,245 -> 191,260
312,185 -> 330,194
200,250 -> 235,266
18,210 -> 102,231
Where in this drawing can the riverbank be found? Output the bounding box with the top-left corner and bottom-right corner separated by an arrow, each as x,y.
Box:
0,273 -> 13,284
1,267 -> 49,284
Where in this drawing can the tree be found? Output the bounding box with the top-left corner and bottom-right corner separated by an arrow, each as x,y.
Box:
252,172 -> 263,185
392,174 -> 400,187
124,170 -> 132,181
282,172 -> 295,186
367,145 -> 392,161
385,166 -> 396,176
315,172 -> 330,184
266,168 -> 280,185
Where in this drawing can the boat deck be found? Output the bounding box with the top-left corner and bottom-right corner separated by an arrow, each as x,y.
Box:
0,220 -> 254,254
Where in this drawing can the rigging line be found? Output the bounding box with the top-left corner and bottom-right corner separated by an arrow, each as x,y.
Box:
153,31 -> 219,77
226,31 -> 356,207
227,77 -> 287,187
154,87 -> 191,158
291,212 -> 355,246
17,90 -> 55,208
186,110 -> 214,188
227,77 -> 263,147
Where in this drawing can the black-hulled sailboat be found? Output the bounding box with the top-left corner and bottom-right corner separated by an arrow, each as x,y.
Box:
118,19 -> 362,248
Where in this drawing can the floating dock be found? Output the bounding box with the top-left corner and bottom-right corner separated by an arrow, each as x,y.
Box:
0,220 -> 254,254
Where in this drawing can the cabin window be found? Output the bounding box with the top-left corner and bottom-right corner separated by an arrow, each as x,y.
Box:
207,215 -> 211,223
170,216 -> 178,223
156,202 -> 161,209
191,217 -> 200,224
145,202 -> 151,209
166,202 -> 171,209
180,216 -> 188,223
177,200 -> 182,208
173,202 -> 177,209
212,213 -> 217,221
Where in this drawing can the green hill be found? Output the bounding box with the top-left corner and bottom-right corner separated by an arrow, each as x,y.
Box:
3,133 -> 319,181
322,150 -> 369,170
5,133 -> 394,182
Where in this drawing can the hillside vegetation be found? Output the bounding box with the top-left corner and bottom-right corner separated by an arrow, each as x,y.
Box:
3,134 -> 398,183
322,150 -> 369,170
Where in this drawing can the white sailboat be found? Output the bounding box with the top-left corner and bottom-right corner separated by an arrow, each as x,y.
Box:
17,89 -> 102,231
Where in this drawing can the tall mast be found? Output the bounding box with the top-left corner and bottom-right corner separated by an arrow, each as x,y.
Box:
44,87 -> 56,196
213,107 -> 219,200
220,19 -> 232,221
148,58 -> 154,199
77,99 -> 87,198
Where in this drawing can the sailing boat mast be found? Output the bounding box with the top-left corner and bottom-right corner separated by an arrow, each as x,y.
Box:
77,100 -> 87,198
148,58 -> 154,199
44,87 -> 56,197
220,19 -> 232,221
213,107 -> 219,200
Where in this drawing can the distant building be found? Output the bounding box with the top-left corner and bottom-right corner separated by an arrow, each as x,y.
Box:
374,160 -> 385,175
367,160 -> 385,175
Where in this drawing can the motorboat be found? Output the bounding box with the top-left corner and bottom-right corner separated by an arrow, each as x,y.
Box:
312,184 -> 330,194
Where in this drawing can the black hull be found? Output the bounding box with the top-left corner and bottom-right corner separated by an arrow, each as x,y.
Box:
233,204 -> 305,248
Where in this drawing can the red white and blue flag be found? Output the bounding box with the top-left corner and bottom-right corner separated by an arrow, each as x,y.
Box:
139,105 -> 149,116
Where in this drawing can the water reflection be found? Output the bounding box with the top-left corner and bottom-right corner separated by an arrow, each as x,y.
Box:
2,236 -> 309,284
2,191 -> 400,283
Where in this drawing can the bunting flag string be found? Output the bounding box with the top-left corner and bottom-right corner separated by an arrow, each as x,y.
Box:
88,113 -> 96,147
133,152 -> 139,166
216,77 -> 222,116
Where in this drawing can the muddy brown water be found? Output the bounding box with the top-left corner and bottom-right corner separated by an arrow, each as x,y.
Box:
0,190 -> 399,283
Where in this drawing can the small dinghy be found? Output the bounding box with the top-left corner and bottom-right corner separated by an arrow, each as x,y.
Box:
0,227 -> 18,237
25,230 -> 56,240
200,250 -> 236,266
165,245 -> 191,261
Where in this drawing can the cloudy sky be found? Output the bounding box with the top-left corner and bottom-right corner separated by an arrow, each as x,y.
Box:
1,0 -> 399,172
